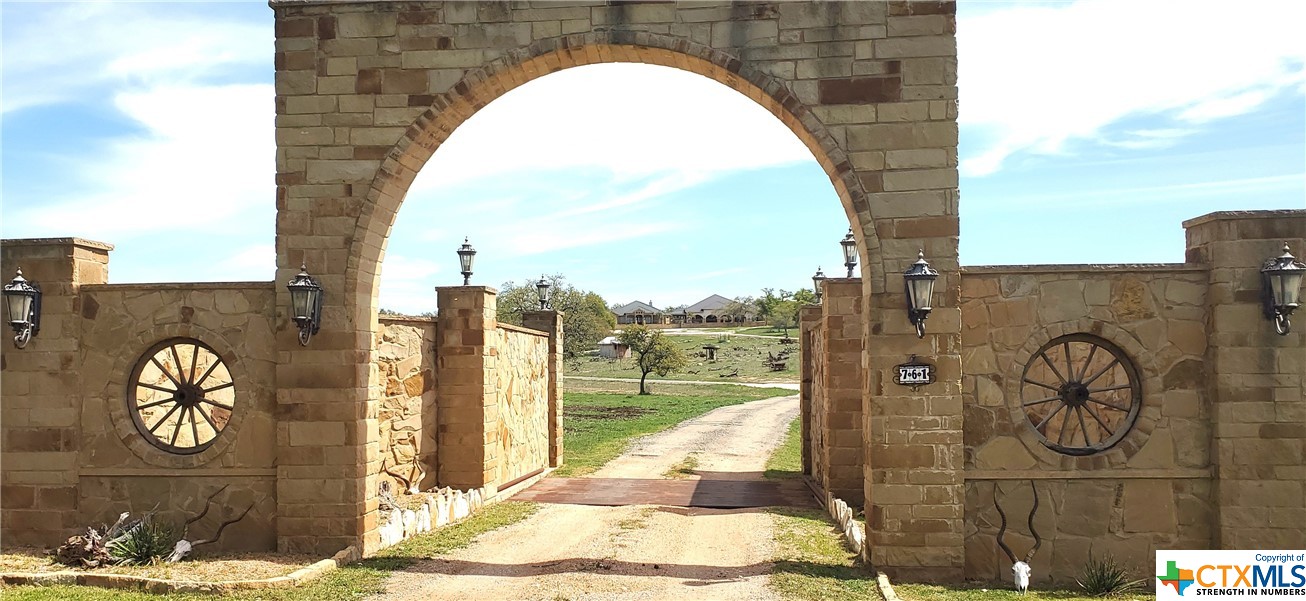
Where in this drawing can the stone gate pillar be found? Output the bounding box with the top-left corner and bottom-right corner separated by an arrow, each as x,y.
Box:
522,310 -> 563,468
1184,210 -> 1306,549
821,278 -> 865,506
0,238 -> 110,547
799,304 -> 821,477
435,286 -> 501,493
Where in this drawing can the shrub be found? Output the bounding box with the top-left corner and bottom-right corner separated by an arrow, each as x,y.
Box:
107,514 -> 179,565
1077,550 -> 1146,596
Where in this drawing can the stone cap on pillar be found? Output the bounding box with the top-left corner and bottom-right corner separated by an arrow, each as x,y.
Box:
1,237 -> 115,251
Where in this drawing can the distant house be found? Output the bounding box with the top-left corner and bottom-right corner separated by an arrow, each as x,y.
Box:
613,300 -> 667,325
597,336 -> 631,359
683,294 -> 755,324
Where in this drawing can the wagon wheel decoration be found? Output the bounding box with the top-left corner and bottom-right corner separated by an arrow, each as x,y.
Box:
1019,334 -> 1141,456
127,338 -> 236,454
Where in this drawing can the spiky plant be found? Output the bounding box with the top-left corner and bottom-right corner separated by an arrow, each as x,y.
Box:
1077,550 -> 1146,596
107,514 -> 179,565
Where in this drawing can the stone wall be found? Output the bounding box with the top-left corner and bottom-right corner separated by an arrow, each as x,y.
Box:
1184,210 -> 1306,550
803,307 -> 829,491
375,318 -> 437,492
270,0 -> 964,567
959,265 -> 1213,583
818,279 -> 864,506
492,325 -> 550,486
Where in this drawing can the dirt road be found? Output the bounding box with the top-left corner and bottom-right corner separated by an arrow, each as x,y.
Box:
377,394 -> 801,601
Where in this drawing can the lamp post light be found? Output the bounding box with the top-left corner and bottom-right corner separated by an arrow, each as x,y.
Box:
812,267 -> 826,304
2,268 -> 41,349
457,237 -> 477,285
286,264 -> 323,346
536,275 -> 551,310
1261,243 -> 1306,336
903,250 -> 939,339
841,228 -> 858,278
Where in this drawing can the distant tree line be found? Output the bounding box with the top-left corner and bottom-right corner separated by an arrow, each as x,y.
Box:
496,274 -> 616,359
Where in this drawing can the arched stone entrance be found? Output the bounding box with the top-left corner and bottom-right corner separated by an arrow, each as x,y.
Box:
272,0 -> 961,580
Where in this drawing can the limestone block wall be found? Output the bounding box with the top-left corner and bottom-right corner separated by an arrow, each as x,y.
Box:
1,239 -> 111,547
75,283 -> 279,551
270,0 -> 965,567
1184,210 -> 1306,550
819,279 -> 864,507
375,318 -> 437,492
492,325 -> 550,486
959,266 -> 1213,583
803,308 -> 829,491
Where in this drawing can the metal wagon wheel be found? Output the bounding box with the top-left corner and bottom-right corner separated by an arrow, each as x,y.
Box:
127,338 -> 236,454
1019,334 -> 1141,456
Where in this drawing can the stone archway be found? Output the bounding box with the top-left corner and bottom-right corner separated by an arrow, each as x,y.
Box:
272,1 -> 962,580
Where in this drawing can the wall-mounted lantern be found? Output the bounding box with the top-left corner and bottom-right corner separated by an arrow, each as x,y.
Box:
1261,243 -> 1305,336
536,275 -> 551,310
812,267 -> 826,304
903,251 -> 939,339
457,237 -> 477,285
841,229 -> 858,278
286,264 -> 323,346
3,268 -> 41,349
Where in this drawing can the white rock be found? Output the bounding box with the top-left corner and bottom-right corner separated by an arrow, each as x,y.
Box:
402,509 -> 417,537
453,491 -> 470,520
435,495 -> 450,527
417,504 -> 432,533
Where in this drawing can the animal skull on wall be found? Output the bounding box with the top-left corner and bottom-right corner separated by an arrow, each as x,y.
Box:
995,481 -> 1043,594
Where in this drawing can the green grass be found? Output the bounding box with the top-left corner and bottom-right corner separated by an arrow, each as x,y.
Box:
767,507 -> 878,601
565,333 -> 799,383
764,417 -> 803,480
736,326 -> 798,338
893,583 -> 1152,601
555,386 -> 792,477
661,453 -> 700,478
0,501 -> 539,601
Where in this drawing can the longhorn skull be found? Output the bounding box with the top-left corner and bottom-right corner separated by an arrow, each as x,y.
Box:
166,485 -> 254,562
995,481 -> 1042,594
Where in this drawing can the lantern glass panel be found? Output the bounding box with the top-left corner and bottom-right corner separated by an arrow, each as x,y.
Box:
6,293 -> 31,326
459,252 -> 475,274
290,288 -> 311,319
1278,271 -> 1303,307
908,278 -> 934,312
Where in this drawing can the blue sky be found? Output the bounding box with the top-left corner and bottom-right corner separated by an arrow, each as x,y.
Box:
3,1 -> 1303,314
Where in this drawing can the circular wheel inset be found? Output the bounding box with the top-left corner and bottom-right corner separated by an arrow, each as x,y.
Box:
1019,334 -> 1141,456
127,338 -> 236,455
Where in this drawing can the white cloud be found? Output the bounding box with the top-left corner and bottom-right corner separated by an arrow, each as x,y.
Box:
2,3 -> 269,113
11,83 -> 275,240
209,244 -> 276,281
958,0 -> 1306,176
410,63 -> 813,194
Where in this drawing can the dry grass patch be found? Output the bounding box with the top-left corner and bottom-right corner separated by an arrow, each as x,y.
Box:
0,547 -> 318,581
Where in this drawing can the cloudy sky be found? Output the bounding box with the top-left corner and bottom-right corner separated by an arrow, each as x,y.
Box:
3,1 -> 1303,314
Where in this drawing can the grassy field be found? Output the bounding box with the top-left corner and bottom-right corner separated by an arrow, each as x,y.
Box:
764,416 -> 803,480
555,384 -> 795,477
893,583 -> 1151,600
566,332 -> 799,383
0,501 -> 539,601
736,325 -> 798,338
763,417 -> 879,600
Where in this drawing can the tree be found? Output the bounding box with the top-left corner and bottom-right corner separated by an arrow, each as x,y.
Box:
722,296 -> 754,323
617,325 -> 688,395
496,275 -> 616,359
769,299 -> 800,336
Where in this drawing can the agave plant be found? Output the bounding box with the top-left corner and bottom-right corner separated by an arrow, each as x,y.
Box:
1077,550 -> 1146,597
107,513 -> 179,565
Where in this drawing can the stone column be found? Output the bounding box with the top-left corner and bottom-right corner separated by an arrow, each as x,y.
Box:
522,310 -> 564,468
435,286 -> 500,493
821,279 -> 865,506
799,304 -> 822,477
1184,210 -> 1306,550
0,238 -> 110,546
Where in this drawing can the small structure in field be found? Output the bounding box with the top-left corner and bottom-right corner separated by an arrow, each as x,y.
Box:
597,336 -> 631,359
